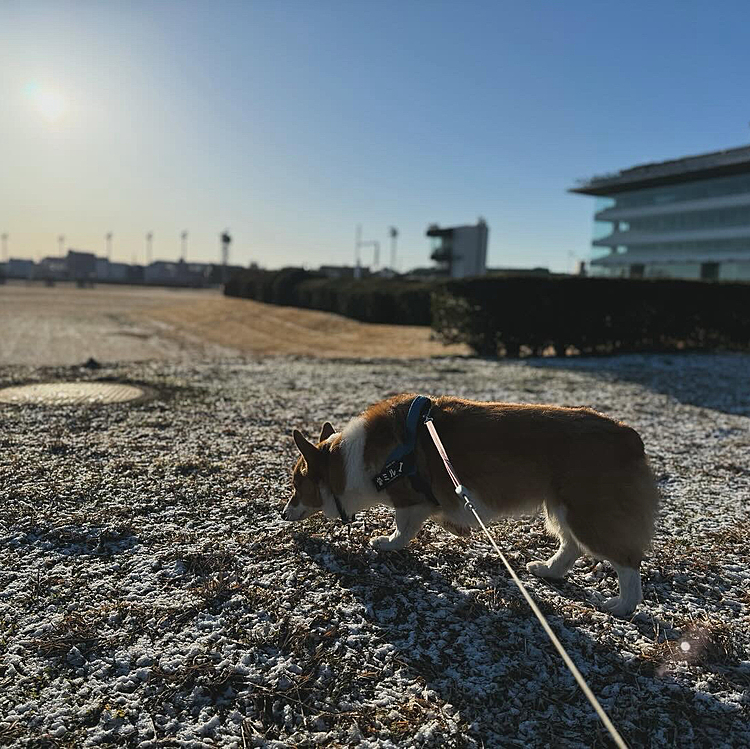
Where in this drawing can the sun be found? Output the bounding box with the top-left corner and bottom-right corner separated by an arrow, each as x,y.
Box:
25,82 -> 66,123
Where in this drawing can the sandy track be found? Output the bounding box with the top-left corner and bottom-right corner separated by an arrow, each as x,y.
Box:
141,295 -> 468,359
0,282 -> 227,366
0,282 -> 465,366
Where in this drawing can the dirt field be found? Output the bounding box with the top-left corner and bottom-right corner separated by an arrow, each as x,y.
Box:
0,282 -> 467,365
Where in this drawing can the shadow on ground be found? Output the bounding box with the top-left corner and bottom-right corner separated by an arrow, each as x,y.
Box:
524,352 -> 750,417
295,533 -> 749,748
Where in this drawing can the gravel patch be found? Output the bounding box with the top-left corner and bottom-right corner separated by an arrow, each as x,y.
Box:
1,353 -> 748,748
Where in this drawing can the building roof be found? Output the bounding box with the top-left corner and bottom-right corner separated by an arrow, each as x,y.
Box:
571,143 -> 750,196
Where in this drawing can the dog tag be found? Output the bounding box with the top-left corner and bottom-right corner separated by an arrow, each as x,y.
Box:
373,460 -> 405,491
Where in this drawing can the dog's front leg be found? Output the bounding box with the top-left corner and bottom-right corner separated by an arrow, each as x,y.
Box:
370,504 -> 432,551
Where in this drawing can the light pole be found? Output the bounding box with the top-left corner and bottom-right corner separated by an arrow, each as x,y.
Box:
146,232 -> 153,265
220,230 -> 231,284
1,233 -> 7,263
354,224 -> 362,278
389,227 -> 398,270
181,231 -> 188,262
58,234 -> 65,257
105,232 -> 113,259
355,225 -> 380,273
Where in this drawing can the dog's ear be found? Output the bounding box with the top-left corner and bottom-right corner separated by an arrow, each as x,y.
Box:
293,429 -> 322,473
319,422 -> 335,442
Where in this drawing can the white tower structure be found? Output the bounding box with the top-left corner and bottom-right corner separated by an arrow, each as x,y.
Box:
427,218 -> 489,278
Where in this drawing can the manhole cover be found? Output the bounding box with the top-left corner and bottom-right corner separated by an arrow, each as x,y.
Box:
0,382 -> 146,405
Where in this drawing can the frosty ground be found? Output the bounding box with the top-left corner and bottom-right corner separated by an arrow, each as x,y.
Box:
0,353 -> 748,748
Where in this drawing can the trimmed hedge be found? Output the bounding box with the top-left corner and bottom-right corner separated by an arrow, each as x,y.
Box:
226,269 -> 750,356
431,276 -> 750,356
225,268 -> 434,325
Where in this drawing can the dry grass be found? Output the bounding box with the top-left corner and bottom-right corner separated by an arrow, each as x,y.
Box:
28,612 -> 101,657
140,295 -> 469,359
637,614 -> 748,681
0,281 -> 468,364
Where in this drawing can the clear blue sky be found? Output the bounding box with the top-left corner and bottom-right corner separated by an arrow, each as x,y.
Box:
2,0 -> 749,272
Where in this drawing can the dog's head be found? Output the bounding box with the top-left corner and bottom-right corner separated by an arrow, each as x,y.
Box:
281,421 -> 337,521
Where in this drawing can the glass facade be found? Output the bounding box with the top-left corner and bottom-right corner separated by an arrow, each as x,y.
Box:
611,172 -> 750,210
629,206 -> 750,233
576,147 -> 750,280
588,172 -> 750,280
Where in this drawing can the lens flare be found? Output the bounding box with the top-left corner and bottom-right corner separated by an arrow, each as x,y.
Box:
25,81 -> 66,123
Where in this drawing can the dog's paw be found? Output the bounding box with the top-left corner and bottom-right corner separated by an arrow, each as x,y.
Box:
601,596 -> 635,618
369,535 -> 391,550
369,535 -> 401,551
526,560 -> 559,579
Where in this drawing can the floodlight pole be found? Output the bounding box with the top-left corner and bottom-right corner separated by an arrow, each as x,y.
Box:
146,232 -> 153,265
220,230 -> 232,284
389,226 -> 398,270
106,232 -> 113,259
58,234 -> 65,257
357,240 -> 380,270
355,225 -> 381,274
181,231 -> 188,262
354,224 -> 362,278
1,233 -> 7,263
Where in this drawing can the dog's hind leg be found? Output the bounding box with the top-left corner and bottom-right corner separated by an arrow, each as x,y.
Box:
370,504 -> 432,551
526,505 -> 581,579
602,563 -> 643,618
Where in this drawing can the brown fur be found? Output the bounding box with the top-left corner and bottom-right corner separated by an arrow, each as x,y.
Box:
284,394 -> 659,616
288,424 -> 345,513
287,394 -> 658,571
361,394 -> 658,565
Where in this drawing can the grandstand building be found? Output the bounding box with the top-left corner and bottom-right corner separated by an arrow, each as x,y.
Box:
571,144 -> 750,281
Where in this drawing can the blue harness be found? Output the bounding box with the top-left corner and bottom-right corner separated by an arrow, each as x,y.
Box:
372,396 -> 439,505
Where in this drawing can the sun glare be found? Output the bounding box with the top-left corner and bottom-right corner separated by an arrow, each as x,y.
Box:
25,82 -> 66,123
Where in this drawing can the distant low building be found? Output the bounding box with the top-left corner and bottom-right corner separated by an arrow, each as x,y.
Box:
427,219 -> 489,278
319,265 -> 371,279
144,261 -> 180,285
1,254 -> 245,287
95,258 -> 131,282
109,262 -> 129,282
38,256 -> 67,280
127,264 -> 145,284
95,258 -> 109,280
571,144 -> 750,281
4,258 -> 35,279
67,250 -> 96,281
143,260 -> 203,286
487,266 -> 551,276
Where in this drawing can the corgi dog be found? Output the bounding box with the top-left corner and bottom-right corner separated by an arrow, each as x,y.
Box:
282,393 -> 659,618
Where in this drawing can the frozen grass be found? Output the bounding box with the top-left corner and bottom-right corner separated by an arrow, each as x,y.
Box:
0,353 -> 748,747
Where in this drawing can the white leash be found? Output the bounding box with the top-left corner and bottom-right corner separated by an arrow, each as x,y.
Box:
423,416 -> 629,749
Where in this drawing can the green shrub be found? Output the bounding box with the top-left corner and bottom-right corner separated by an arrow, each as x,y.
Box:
431,276 -> 750,356
224,268 -> 434,325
